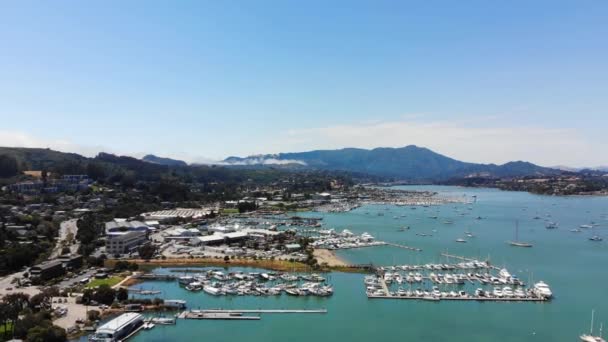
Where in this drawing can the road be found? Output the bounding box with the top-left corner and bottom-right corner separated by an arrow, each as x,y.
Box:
51,219 -> 80,258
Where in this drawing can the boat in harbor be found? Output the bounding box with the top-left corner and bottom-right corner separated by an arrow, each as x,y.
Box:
580,310 -> 606,342
507,221 -> 533,248
203,285 -> 221,296
455,238 -> 467,243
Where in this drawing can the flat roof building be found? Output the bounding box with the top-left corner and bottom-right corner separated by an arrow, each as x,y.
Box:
106,231 -> 147,256
30,260 -> 65,281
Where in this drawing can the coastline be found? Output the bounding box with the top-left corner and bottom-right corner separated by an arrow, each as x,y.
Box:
105,254 -> 368,278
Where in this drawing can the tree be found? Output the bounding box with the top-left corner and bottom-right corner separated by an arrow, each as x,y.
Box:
92,285 -> 116,306
26,324 -> 67,342
116,288 -> 128,302
0,155 -> 19,178
137,243 -> 156,260
87,310 -> 101,322
223,255 -> 230,262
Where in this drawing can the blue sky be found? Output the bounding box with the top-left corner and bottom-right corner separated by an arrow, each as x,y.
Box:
0,0 -> 606,166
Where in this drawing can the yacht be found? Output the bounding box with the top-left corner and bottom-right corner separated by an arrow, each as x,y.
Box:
455,238 -> 467,243
178,276 -> 194,286
590,236 -> 603,242
514,288 -> 526,298
203,285 -> 221,296
581,224 -> 594,229
502,286 -> 513,297
533,281 -> 553,298
492,287 -> 503,298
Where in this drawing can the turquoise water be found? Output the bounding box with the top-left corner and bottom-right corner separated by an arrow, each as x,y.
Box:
121,186 -> 608,341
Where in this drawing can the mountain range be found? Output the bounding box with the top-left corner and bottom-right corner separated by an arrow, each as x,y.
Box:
223,145 -> 562,181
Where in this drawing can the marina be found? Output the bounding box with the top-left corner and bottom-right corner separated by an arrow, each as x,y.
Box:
85,186 -> 608,342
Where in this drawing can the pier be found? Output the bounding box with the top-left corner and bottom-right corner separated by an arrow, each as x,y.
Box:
134,274 -> 177,281
367,295 -> 548,302
385,242 -> 422,252
178,308 -> 327,321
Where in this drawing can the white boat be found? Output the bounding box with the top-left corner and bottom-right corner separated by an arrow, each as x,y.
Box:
590,236 -> 603,242
514,288 -> 526,298
580,224 -> 594,229
455,238 -> 467,243
533,281 -> 553,298
580,310 -> 606,342
203,285 -> 221,296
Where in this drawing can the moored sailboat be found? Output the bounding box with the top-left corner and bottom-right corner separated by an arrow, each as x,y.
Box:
507,221 -> 533,247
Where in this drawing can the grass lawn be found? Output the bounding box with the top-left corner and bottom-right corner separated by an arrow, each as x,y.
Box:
85,276 -> 124,288
220,208 -> 239,214
0,322 -> 13,336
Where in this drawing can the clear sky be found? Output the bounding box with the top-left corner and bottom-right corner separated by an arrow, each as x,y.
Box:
1,0 -> 606,166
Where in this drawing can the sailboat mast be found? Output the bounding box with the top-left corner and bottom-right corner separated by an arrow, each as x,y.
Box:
591,309 -> 595,335
515,220 -> 519,242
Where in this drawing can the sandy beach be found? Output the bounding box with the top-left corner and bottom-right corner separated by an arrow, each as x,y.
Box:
313,249 -> 349,267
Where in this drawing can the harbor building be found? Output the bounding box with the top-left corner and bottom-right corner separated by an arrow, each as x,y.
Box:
89,313 -> 144,342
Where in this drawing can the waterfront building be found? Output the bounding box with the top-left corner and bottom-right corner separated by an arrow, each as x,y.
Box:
89,313 -> 144,342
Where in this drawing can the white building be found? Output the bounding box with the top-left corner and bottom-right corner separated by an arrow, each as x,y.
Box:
106,231 -> 148,255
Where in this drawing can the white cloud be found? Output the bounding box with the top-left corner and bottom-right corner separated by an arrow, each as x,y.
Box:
219,157 -> 307,166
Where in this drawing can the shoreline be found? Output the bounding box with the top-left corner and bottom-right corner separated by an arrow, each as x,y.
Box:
313,248 -> 349,267
105,255 -> 368,277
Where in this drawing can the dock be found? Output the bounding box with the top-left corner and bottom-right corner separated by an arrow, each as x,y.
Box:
195,309 -> 327,314
367,295 -> 548,302
378,278 -> 391,297
385,242 -> 422,252
134,274 -> 177,281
